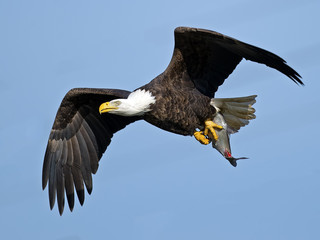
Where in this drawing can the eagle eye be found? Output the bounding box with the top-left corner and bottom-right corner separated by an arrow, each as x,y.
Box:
112,100 -> 121,106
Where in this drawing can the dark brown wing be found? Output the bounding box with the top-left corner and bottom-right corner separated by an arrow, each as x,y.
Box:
165,27 -> 303,98
42,88 -> 140,215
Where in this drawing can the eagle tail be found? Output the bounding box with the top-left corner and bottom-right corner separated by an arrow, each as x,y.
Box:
210,95 -> 257,133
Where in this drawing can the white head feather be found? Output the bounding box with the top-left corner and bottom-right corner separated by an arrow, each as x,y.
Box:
108,89 -> 156,116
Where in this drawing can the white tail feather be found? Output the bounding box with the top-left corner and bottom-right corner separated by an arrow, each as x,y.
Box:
211,95 -> 257,133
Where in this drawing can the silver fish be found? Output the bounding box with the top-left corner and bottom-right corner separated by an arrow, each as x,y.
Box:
209,113 -> 247,167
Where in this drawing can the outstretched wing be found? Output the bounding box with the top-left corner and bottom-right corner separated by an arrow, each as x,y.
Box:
165,27 -> 303,98
42,88 -> 140,215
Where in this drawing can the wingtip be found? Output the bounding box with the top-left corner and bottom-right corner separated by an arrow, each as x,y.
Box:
49,200 -> 55,210
87,187 -> 93,195
294,76 -> 304,86
76,190 -> 85,206
280,60 -> 303,86
42,181 -> 47,190
58,205 -> 64,216
67,193 -> 75,211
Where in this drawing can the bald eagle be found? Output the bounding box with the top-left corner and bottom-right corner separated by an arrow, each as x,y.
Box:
42,27 -> 303,215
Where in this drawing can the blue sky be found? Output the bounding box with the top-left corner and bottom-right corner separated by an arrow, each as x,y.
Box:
1,0 -> 319,239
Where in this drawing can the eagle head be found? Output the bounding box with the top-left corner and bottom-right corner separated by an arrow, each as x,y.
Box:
99,89 -> 156,117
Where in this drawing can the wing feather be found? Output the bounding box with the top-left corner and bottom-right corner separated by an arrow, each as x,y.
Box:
76,130 -> 93,194
80,123 -> 99,174
70,135 -> 85,206
56,139 -> 67,215
65,138 -> 75,211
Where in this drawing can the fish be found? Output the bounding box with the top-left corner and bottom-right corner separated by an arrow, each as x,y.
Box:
209,113 -> 248,167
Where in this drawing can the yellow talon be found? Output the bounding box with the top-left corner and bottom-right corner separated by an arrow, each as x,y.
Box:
203,120 -> 223,141
194,131 -> 210,145
194,119 -> 223,144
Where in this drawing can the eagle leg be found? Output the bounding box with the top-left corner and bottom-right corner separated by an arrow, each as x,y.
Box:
193,131 -> 211,145
203,119 -> 223,141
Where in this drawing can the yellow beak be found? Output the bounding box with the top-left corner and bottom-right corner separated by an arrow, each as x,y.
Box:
99,102 -> 118,114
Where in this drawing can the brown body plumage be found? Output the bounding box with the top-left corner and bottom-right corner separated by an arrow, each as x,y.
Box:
141,73 -> 214,135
